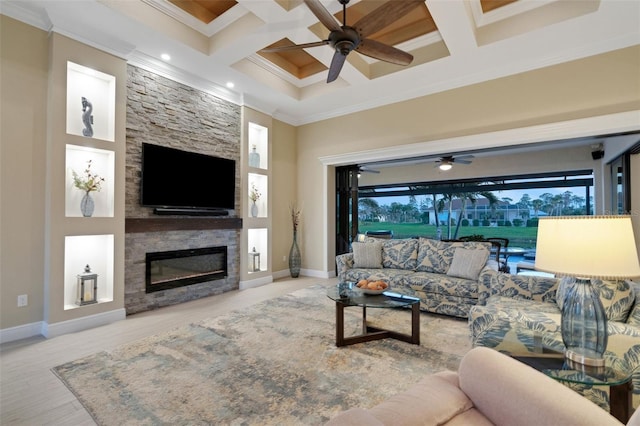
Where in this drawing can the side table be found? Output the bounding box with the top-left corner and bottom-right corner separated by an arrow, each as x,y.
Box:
513,353 -> 634,422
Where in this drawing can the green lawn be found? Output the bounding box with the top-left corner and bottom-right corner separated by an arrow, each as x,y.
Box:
359,222 -> 539,249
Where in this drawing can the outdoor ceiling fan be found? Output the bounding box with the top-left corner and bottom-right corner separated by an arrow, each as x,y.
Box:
358,166 -> 380,174
435,155 -> 474,171
261,0 -> 423,83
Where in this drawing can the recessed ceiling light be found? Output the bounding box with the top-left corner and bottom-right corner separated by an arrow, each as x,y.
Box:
161,53 -> 171,61
226,82 -> 235,89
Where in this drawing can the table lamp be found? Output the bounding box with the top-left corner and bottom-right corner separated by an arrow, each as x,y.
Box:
535,215 -> 640,367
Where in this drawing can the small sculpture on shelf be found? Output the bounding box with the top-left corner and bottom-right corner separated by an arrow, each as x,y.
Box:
81,96 -> 94,137
76,264 -> 98,306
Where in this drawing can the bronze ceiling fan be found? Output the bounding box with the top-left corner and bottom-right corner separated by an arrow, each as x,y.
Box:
261,0 -> 423,83
435,155 -> 474,171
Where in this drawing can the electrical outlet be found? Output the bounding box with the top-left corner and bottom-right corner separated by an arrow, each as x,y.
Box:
17,294 -> 28,307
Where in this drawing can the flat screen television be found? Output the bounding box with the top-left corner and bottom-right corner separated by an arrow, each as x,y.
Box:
141,143 -> 236,215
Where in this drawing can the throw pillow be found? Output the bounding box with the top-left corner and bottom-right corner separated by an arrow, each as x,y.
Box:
352,242 -> 383,269
382,239 -> 418,270
591,279 -> 634,322
446,247 -> 490,280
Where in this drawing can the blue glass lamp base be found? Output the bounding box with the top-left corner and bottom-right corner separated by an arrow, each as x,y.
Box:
560,277 -> 608,368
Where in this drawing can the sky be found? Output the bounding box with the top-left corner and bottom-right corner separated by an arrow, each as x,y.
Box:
371,188 -> 576,207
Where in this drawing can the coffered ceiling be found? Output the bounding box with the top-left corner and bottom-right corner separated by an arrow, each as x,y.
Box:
2,0 -> 639,125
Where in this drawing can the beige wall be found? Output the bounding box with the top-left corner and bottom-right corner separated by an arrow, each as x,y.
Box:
1,16 -> 49,329
271,119 -> 298,273
297,46 -> 640,273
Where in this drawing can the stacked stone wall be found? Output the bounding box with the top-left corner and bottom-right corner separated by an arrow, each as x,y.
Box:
124,65 -> 241,314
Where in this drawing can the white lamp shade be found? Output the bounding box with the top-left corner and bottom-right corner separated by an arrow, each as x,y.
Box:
535,216 -> 640,279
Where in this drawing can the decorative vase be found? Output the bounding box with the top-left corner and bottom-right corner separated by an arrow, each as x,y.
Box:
80,192 -> 95,217
250,201 -> 258,217
560,277 -> 608,367
248,145 -> 260,168
289,229 -> 301,278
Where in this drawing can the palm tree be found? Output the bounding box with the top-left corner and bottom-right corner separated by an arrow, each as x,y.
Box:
452,190 -> 499,238
530,199 -> 542,218
359,198 -> 379,222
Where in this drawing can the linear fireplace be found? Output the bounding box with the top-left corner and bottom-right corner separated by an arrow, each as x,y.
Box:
145,246 -> 227,293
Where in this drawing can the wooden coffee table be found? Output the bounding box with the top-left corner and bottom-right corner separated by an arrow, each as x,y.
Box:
326,282 -> 420,347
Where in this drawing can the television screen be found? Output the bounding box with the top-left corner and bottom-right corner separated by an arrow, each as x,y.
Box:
141,143 -> 236,212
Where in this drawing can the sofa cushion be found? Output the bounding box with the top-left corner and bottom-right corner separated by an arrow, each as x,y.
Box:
556,278 -> 634,322
416,239 -> 491,274
447,247 -> 489,280
325,408 -> 383,426
381,238 -> 418,270
367,372 -> 475,426
352,242 -> 383,269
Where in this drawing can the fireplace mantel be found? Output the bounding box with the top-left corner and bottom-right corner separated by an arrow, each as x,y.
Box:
125,217 -> 243,233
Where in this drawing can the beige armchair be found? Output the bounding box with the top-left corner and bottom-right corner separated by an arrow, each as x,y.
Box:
326,346 -> 635,426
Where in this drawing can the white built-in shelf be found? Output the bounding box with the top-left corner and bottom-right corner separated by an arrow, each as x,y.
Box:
63,234 -> 114,310
65,145 -> 115,218
248,122 -> 268,170
66,61 -> 116,142
247,228 -> 268,273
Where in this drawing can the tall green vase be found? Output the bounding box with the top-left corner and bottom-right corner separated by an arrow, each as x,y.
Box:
289,230 -> 301,278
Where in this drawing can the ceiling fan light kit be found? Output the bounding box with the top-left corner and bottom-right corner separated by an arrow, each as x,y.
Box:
262,0 -> 423,83
439,162 -> 453,171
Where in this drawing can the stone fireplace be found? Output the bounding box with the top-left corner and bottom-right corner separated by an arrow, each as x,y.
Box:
124,64 -> 242,315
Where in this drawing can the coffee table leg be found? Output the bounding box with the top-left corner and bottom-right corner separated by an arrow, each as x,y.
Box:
336,301 -> 345,347
411,302 -> 420,345
609,380 -> 633,422
362,306 -> 367,334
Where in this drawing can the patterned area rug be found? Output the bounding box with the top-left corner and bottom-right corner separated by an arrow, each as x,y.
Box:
53,284 -> 472,425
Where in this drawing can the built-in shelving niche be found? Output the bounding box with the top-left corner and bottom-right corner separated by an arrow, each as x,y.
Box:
66,61 -> 116,142
248,173 -> 268,219
65,144 -> 115,218
248,122 -> 268,170
63,234 -> 114,310
247,228 -> 268,273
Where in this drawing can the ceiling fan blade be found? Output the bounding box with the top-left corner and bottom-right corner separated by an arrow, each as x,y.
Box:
327,50 -> 347,83
455,159 -> 473,164
359,166 -> 380,174
260,40 -> 329,53
354,0 -> 424,38
455,154 -> 475,161
304,0 -> 341,32
356,39 -> 413,65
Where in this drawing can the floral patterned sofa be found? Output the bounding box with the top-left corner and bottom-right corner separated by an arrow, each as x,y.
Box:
336,237 -> 499,318
469,273 -> 640,411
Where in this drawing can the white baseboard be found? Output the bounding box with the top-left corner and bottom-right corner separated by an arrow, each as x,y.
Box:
41,308 -> 126,339
239,275 -> 274,290
240,268 -> 336,289
0,321 -> 45,344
